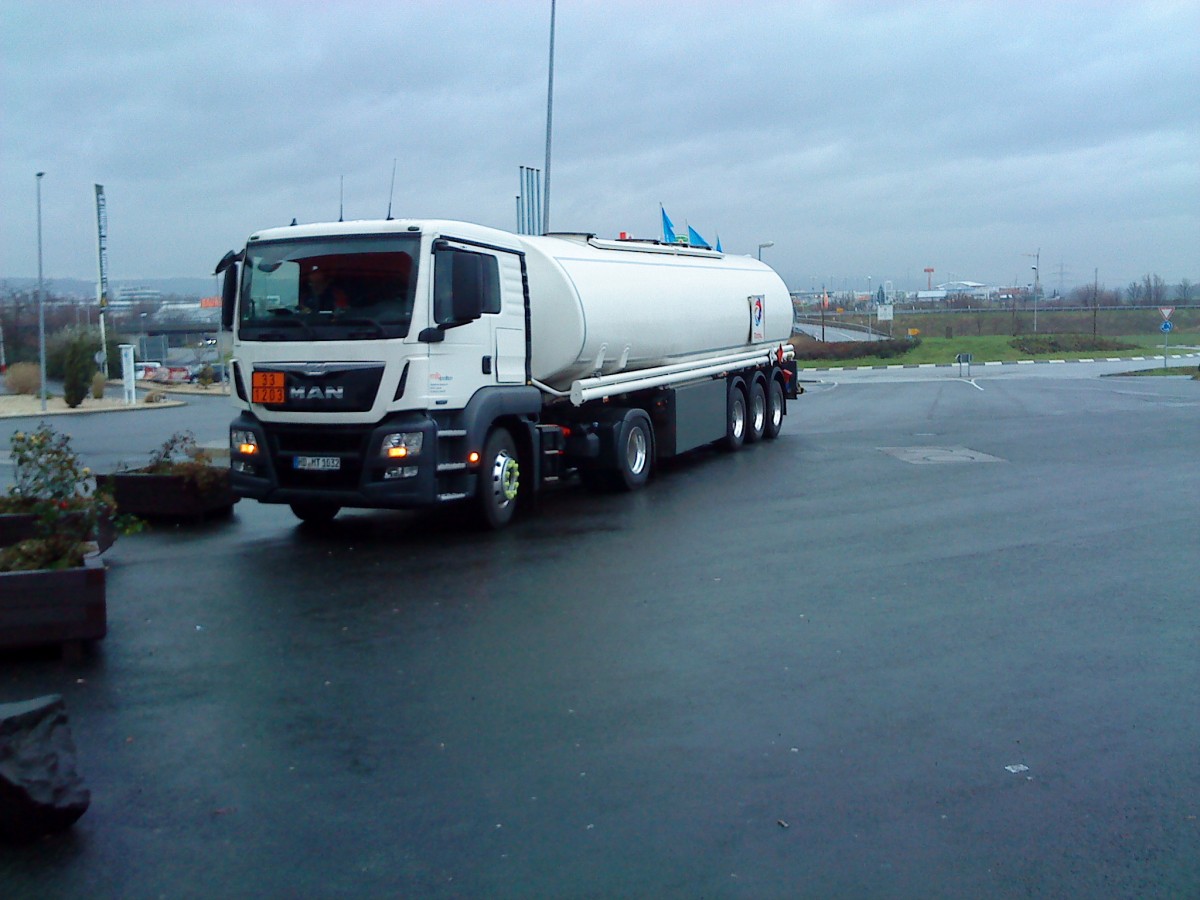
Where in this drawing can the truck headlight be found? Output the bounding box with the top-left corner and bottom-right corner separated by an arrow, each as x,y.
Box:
231,429 -> 259,455
381,431 -> 423,459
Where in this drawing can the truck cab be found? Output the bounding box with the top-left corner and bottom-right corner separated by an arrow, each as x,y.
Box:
221,220 -> 539,526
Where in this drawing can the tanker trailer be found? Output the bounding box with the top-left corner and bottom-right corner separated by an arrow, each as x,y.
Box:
219,219 -> 799,528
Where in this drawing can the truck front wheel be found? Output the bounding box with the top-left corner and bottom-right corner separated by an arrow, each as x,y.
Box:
477,427 -> 521,529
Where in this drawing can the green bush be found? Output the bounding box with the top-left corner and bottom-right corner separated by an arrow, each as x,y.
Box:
61,334 -> 95,408
790,337 -> 921,362
1008,335 -> 1138,355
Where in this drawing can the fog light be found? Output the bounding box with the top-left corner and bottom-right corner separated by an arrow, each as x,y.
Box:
384,465 -> 419,480
231,429 -> 259,455
232,460 -> 256,474
381,432 -> 422,459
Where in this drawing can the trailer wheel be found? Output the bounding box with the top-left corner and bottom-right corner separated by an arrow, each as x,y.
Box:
764,376 -> 785,440
722,379 -> 747,451
747,379 -> 767,443
614,411 -> 653,491
477,427 -> 521,529
290,501 -> 340,524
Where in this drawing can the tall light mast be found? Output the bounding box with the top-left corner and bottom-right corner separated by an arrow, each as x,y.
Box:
542,0 -> 556,234
94,184 -> 110,376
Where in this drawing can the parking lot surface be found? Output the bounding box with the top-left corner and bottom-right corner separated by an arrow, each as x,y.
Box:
2,375 -> 1198,897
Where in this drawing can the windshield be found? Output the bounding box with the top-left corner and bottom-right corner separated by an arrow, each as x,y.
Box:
238,235 -> 419,341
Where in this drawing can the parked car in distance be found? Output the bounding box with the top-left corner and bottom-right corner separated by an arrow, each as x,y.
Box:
134,361 -> 164,381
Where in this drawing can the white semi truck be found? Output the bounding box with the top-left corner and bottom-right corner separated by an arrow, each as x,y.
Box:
215,219 -> 800,528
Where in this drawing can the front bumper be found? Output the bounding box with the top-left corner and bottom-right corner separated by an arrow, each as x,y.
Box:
229,411 -> 456,509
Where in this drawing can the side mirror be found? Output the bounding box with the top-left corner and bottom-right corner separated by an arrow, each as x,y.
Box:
214,249 -> 243,332
449,252 -> 484,322
433,246 -> 485,327
221,263 -> 238,331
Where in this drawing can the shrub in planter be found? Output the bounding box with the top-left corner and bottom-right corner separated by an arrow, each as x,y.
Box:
91,371 -> 107,400
102,431 -> 235,521
0,425 -> 121,572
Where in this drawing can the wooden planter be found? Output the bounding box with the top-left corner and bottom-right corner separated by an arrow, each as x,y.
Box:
0,554 -> 106,651
100,469 -> 237,522
0,512 -> 116,553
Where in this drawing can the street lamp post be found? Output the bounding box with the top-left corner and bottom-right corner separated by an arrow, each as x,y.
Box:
1031,262 -> 1039,333
757,241 -> 774,261
36,172 -> 46,412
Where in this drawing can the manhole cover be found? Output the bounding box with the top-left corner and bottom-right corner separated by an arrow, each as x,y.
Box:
879,446 -> 1005,464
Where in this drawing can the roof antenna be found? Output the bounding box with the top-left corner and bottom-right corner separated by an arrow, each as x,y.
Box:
339,175 -> 344,222
386,158 -> 397,220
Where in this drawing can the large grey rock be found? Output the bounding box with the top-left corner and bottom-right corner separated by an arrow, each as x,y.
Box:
0,694 -> 90,842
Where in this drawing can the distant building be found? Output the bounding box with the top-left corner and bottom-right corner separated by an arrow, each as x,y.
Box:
116,286 -> 163,304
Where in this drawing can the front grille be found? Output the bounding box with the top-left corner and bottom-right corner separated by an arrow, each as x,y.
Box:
277,461 -> 362,490
269,425 -> 371,489
272,428 -> 367,455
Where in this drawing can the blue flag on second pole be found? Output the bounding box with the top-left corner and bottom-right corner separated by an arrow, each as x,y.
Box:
687,225 -> 711,249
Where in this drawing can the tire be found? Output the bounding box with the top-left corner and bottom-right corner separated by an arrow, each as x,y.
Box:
747,379 -> 767,443
290,501 -> 340,524
477,427 -> 521,529
721,379 -> 747,451
613,411 -> 653,491
764,376 -> 785,440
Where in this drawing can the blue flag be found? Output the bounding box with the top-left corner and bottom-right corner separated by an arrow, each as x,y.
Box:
687,225 -> 710,249
661,207 -> 675,244
715,234 -> 723,252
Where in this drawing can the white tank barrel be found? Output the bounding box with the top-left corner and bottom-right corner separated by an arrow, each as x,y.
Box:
518,233 -> 792,391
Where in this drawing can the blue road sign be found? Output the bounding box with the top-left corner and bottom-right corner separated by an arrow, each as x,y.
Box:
1160,321 -> 1173,333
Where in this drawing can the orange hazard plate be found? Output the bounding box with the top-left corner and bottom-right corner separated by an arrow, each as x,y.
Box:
252,371 -> 285,404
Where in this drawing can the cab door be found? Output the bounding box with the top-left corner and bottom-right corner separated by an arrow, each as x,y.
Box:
424,242 -> 527,407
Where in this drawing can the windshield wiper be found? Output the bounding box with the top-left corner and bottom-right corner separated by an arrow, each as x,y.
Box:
247,317 -> 315,340
334,317 -> 387,338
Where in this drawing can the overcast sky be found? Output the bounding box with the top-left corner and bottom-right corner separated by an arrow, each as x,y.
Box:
3,0 -> 1196,294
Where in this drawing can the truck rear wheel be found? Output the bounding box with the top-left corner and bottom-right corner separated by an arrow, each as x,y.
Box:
747,379 -> 767,443
721,379 -> 747,451
477,427 -> 521,529
290,501 -> 340,524
614,411 -> 653,491
764,376 -> 785,439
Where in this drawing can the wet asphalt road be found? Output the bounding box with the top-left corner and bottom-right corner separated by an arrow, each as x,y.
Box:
1,375 -> 1198,898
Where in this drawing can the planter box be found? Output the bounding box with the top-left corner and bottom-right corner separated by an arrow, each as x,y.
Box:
100,470 -> 236,522
0,512 -> 116,553
0,555 -> 106,651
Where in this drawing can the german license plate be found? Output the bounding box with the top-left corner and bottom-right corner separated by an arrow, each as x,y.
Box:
294,456 -> 340,471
